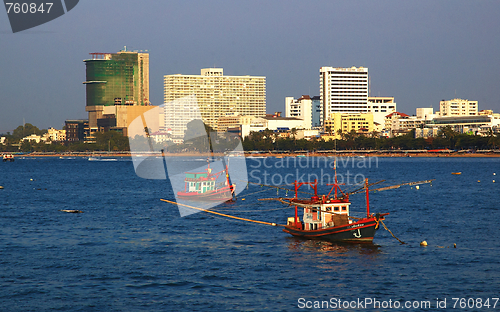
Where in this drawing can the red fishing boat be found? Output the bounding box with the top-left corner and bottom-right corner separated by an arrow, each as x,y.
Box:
176,161 -> 235,201
276,163 -> 433,243
280,177 -> 388,243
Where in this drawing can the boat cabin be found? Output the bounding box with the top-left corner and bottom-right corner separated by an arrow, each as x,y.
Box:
302,199 -> 351,230
184,172 -> 216,194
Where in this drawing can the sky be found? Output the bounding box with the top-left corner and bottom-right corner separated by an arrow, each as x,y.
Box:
1,0 -> 500,133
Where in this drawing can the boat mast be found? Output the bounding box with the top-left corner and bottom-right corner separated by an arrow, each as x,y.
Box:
294,181 -> 299,226
365,178 -> 370,217
334,159 -> 338,199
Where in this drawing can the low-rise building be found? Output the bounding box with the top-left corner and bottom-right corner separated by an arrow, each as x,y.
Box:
20,134 -> 42,144
295,129 -> 321,140
427,115 -> 500,135
149,130 -> 172,144
241,114 -> 304,138
324,113 -> 374,139
42,127 -> 66,142
217,113 -> 260,133
414,128 -> 440,139
384,112 -> 421,137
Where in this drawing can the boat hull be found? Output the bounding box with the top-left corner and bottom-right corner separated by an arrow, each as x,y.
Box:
283,218 -> 380,243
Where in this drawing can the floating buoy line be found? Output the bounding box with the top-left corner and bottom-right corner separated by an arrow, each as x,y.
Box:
420,241 -> 457,248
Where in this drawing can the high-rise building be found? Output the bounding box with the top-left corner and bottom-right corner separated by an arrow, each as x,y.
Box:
319,67 -> 369,124
438,98 -> 478,117
83,48 -> 150,130
163,68 -> 266,138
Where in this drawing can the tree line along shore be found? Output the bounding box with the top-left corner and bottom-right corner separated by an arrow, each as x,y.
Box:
7,150 -> 500,158
2,124 -> 500,156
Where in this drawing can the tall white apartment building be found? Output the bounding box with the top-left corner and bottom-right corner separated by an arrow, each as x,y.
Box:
439,98 -> 478,117
164,68 -> 266,137
320,66 -> 369,124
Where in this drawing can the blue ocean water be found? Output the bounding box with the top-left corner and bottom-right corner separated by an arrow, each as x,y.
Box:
1,156 -> 499,311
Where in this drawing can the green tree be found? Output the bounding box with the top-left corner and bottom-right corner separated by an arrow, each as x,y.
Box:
11,123 -> 46,140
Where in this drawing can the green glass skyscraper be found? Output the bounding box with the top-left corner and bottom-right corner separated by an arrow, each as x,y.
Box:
83,48 -> 149,129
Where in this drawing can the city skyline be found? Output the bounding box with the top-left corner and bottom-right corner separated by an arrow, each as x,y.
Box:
1,0 -> 500,132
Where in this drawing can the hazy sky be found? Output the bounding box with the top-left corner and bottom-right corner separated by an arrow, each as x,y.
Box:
1,0 -> 499,133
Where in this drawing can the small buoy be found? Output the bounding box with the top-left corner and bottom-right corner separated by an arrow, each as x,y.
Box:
420,240 -> 428,246
416,185 -> 420,190
242,198 -> 245,201
30,178 -> 33,181
271,223 -> 276,226
454,243 -> 457,248
494,173 -> 496,176
0,186 -> 4,189
478,180 -> 481,183
59,209 -> 83,213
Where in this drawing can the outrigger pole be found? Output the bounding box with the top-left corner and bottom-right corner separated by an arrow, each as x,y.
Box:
160,198 -> 286,227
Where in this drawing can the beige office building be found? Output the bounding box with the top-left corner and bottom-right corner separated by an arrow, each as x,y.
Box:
164,68 -> 266,138
439,98 -> 478,117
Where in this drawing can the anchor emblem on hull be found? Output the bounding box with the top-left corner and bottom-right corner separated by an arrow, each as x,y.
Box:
353,229 -> 361,238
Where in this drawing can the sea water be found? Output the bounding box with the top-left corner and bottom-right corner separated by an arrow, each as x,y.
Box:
1,156 -> 499,311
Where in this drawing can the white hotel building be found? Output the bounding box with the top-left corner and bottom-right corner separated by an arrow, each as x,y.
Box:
320,66 -> 369,122
163,68 -> 266,140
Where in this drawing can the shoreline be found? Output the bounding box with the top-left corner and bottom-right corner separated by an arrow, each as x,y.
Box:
7,151 -> 500,158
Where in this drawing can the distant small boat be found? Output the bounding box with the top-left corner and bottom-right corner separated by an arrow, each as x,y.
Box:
451,172 -> 462,175
2,154 -> 14,162
59,209 -> 83,213
88,157 -> 117,161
